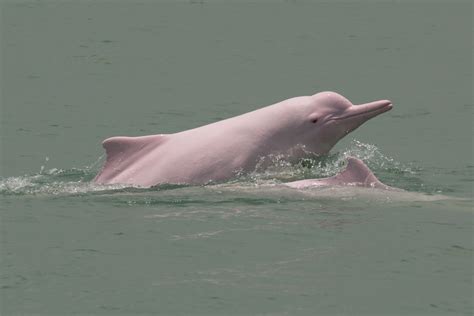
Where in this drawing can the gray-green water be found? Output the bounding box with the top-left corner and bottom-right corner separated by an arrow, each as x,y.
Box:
1,1 -> 472,315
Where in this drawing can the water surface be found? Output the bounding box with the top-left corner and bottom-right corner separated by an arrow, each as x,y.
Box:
1,1 -> 472,315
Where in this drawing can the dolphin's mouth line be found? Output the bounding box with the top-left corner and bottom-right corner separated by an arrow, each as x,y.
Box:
332,102 -> 392,121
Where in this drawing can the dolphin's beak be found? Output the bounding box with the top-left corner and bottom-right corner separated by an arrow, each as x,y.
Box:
337,99 -> 393,121
331,99 -> 392,136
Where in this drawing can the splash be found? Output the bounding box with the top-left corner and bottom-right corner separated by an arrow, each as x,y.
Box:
245,139 -> 416,183
1,155 -> 131,196
0,167 -> 130,196
0,141 -> 427,196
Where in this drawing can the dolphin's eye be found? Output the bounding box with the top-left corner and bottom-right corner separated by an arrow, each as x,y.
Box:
311,118 -> 318,124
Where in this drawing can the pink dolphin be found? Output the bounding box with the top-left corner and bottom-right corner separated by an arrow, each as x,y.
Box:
94,91 -> 392,187
285,157 -> 398,190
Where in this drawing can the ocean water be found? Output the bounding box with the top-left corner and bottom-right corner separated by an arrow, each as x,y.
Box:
0,1 -> 472,315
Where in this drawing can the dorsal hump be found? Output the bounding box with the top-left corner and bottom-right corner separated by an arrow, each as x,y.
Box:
332,157 -> 387,188
95,134 -> 169,183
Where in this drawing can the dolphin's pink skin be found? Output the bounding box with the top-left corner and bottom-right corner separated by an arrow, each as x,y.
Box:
94,91 -> 392,187
284,157 -> 399,190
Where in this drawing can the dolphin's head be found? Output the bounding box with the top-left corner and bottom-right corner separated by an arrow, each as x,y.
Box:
299,91 -> 392,154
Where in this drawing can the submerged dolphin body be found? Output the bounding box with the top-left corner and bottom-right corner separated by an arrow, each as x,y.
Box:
94,91 -> 392,187
284,157 -> 400,190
